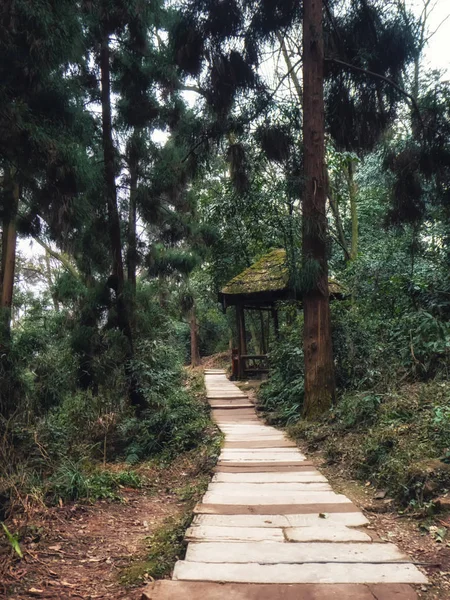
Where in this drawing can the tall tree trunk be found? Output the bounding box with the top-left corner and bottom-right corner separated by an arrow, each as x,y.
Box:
347,160 -> 359,261
190,303 -> 201,367
127,161 -> 138,293
302,0 -> 336,419
0,171 -> 19,342
100,34 -> 144,412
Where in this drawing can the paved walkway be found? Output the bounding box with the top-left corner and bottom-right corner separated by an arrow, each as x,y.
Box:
143,370 -> 427,599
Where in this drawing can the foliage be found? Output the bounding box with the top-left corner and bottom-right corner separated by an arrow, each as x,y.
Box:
289,381 -> 450,506
258,312 -> 305,424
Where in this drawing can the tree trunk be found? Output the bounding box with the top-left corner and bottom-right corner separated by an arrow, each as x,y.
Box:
347,160 -> 359,261
190,303 -> 201,367
0,171 -> 19,342
100,34 -> 144,412
127,161 -> 138,293
302,0 -> 336,419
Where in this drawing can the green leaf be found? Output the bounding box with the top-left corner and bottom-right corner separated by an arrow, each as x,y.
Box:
1,522 -> 24,559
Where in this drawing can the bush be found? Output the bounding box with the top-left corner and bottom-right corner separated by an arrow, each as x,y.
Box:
258,319 -> 304,424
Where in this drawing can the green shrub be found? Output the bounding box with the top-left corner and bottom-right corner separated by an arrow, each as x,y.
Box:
47,461 -> 143,503
258,318 -> 304,424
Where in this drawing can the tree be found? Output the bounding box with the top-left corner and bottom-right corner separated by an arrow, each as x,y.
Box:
301,0 -> 335,417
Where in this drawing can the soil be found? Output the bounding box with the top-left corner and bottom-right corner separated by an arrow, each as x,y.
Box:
0,458 -> 207,600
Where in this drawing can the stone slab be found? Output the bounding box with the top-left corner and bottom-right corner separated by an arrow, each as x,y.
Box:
207,483 -> 332,493
220,448 -> 305,455
185,542 -> 404,564
224,440 -> 296,448
186,526 -> 371,543
218,456 -> 308,463
215,464 -> 316,472
192,512 -> 369,528
194,503 -> 362,515
218,456 -> 307,463
210,405 -> 254,410
213,472 -> 326,483
142,581 -> 418,600
173,561 -> 427,585
284,527 -> 372,542
185,526 -> 285,542
201,492 -> 352,505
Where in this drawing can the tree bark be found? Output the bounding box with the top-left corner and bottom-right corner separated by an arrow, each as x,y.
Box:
190,303 -> 201,367
302,0 -> 336,419
127,161 -> 138,293
0,171 -> 19,341
100,34 -> 144,412
347,160 -> 359,261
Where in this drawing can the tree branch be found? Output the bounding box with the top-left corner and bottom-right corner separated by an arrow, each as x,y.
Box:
31,236 -> 81,281
325,56 -> 424,127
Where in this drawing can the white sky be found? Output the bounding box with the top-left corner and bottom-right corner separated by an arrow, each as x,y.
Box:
412,0 -> 450,76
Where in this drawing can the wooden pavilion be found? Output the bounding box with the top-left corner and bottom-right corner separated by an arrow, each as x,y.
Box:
218,249 -> 342,379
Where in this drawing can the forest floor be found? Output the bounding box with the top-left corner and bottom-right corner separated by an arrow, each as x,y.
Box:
1,451 -> 214,600
238,380 -> 450,600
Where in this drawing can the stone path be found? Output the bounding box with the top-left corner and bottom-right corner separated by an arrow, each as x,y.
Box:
143,370 -> 427,599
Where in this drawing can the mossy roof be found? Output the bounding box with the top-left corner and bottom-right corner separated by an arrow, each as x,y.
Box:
221,248 -> 342,297
222,249 -> 288,296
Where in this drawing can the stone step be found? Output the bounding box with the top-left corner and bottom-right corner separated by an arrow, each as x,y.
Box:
201,492 -> 353,505
185,525 -> 372,543
193,502 -> 362,515
192,512 -> 369,528
212,472 -> 327,483
215,463 -> 316,472
210,404 -> 254,409
142,580 -> 419,600
207,482 -> 333,493
185,542 -> 405,563
223,440 -> 296,448
173,561 -> 427,585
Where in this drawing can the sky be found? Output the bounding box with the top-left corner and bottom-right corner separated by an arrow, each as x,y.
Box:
412,0 -> 450,77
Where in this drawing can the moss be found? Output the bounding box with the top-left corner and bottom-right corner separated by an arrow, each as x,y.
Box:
221,248 -> 343,296
222,248 -> 289,295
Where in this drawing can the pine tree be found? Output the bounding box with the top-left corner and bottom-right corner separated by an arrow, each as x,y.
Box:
174,0 -> 420,416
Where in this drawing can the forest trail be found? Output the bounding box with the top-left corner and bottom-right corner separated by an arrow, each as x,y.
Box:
143,370 -> 428,599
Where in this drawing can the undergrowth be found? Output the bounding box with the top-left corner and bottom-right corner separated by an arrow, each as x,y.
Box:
0,368 -> 216,517
288,381 -> 450,507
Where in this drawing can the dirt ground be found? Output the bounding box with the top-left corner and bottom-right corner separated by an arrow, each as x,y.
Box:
0,450 -> 214,600
1,488 -> 180,599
